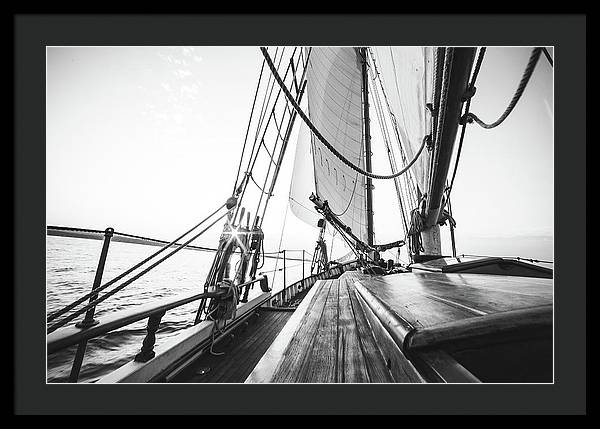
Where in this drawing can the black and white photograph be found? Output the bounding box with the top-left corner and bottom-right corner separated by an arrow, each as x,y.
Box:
45,44 -> 554,384
13,14 -> 586,415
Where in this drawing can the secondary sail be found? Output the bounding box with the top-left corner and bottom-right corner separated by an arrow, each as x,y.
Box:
289,121 -> 321,227
370,47 -> 435,197
289,47 -> 369,243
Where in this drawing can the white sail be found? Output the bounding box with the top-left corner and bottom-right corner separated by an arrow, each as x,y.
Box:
289,47 -> 368,243
370,47 -> 434,196
289,122 -> 321,227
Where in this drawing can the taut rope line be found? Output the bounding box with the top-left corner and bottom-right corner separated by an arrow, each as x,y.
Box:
47,201 -> 229,324
47,209 -> 232,333
463,47 -> 542,129
260,47 -> 427,181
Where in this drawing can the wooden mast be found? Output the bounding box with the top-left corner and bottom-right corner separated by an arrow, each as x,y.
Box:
419,48 -> 476,261
361,47 -> 375,248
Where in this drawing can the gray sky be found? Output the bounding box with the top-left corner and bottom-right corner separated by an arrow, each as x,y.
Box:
46,46 -> 553,261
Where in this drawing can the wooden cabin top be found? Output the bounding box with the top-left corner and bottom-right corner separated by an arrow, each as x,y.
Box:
246,268 -> 553,383
410,256 -> 553,278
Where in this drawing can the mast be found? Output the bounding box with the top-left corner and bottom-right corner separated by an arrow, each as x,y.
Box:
419,47 -> 476,260
361,47 -> 374,247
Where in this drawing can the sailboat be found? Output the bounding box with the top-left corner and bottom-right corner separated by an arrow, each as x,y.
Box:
46,46 -> 553,383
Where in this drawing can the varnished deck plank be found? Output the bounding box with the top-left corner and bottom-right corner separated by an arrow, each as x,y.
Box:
267,274 -> 414,383
247,269 -> 552,383
296,279 -> 339,382
346,281 -> 396,382
173,309 -> 293,383
337,277 -> 370,383
271,280 -> 333,382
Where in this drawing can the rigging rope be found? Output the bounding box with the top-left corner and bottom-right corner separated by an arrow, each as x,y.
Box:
367,51 -> 410,236
329,229 -> 336,262
447,47 -> 487,195
259,262 -> 304,275
432,48 -> 454,161
271,195 -> 290,289
459,254 -> 553,265
233,47 -> 286,212
405,47 -> 453,259
251,48 -> 284,154
446,186 -> 457,257
235,47 -> 301,227
233,57 -> 266,193
368,47 -> 420,208
463,47 -> 542,129
407,208 -> 425,255
260,137 -> 279,167
542,47 -> 553,68
257,50 -> 310,229
46,202 -> 230,324
247,171 -> 273,196
335,222 -> 369,267
261,47 -> 427,181
47,209 -> 231,333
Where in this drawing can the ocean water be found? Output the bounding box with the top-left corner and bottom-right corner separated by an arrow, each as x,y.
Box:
46,235 -> 307,383
46,233 -> 553,383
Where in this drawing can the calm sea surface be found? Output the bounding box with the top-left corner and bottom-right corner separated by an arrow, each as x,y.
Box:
46,235 -> 306,383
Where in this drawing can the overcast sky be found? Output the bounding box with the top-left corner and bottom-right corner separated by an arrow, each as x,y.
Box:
46,46 -> 554,261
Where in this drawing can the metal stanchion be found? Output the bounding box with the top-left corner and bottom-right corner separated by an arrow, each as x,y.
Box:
68,227 -> 113,382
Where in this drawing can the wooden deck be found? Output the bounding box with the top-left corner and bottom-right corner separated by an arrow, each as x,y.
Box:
359,271 -> 552,329
172,308 -> 293,383
246,269 -> 553,383
410,256 -> 553,278
247,271 -> 424,383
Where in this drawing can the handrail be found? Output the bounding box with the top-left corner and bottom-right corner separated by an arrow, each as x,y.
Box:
405,304 -> 553,351
47,210 -> 232,333
47,276 -> 266,354
47,225 -> 312,262
268,260 -> 358,307
47,202 -> 230,326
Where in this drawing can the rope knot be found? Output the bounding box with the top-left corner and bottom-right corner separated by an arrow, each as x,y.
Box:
461,85 -> 477,102
437,209 -> 457,229
426,103 -> 437,118
425,134 -> 433,151
408,208 -> 425,255
459,113 -> 474,126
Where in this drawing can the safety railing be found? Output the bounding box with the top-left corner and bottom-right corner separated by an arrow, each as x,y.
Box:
46,207 -> 321,381
46,225 -> 312,262
267,260 -> 358,308
47,202 -> 232,333
47,275 -> 267,381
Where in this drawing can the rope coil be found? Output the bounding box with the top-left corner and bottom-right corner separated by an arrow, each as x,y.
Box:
408,208 -> 425,255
